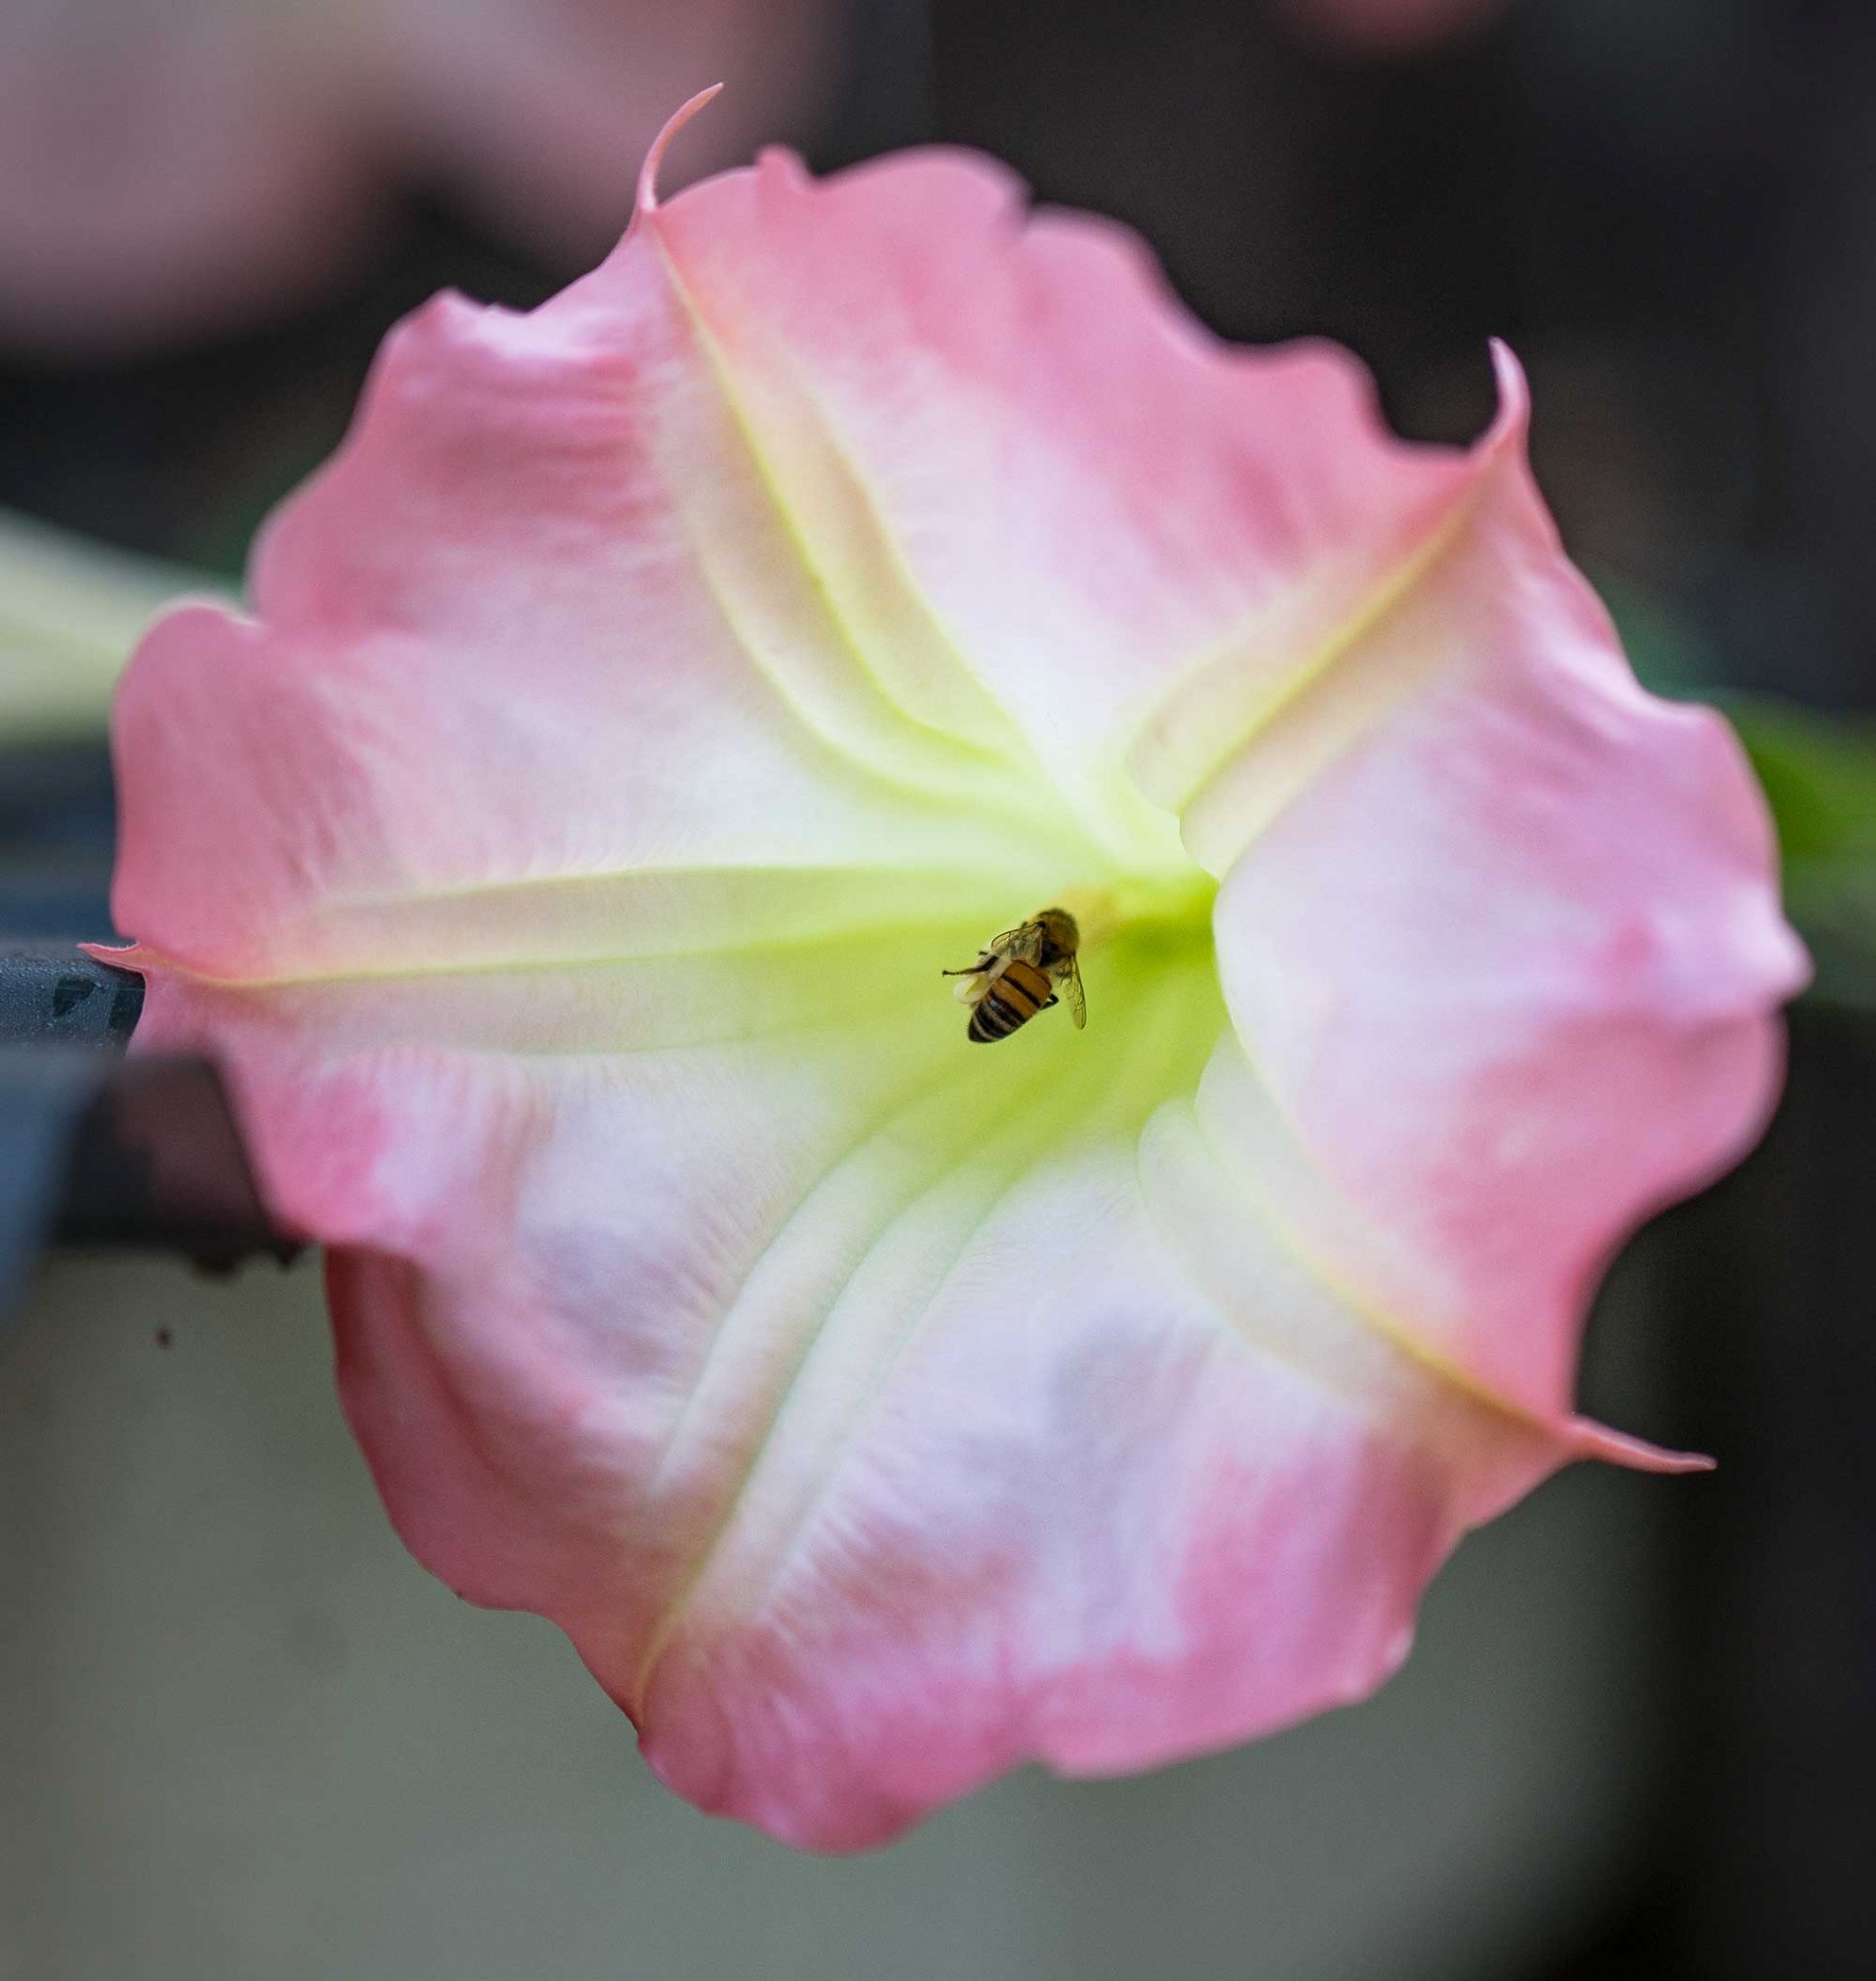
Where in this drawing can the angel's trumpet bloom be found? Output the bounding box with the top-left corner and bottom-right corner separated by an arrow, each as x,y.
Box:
97,93 -> 1807,1850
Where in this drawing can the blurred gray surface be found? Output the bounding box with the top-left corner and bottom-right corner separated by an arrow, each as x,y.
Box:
0,1254 -> 1679,1981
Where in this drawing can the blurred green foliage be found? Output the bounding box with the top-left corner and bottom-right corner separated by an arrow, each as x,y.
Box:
0,509 -> 221,741
1727,696 -> 1876,1013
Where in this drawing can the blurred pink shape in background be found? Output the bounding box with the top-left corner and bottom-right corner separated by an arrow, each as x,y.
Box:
1280,0 -> 1507,57
0,0 -> 845,356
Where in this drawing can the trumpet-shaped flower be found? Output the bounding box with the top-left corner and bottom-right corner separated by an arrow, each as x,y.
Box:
98,95 -> 1807,1850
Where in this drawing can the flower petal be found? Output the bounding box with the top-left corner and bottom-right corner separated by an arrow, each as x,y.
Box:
605,141 -> 1513,878
108,277 -> 1087,985
1201,352 -> 1808,1419
129,950 -> 1557,1851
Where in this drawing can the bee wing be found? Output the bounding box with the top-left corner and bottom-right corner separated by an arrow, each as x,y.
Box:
987,922 -> 1041,961
1059,955 -> 1087,1029
945,922 -> 1042,1009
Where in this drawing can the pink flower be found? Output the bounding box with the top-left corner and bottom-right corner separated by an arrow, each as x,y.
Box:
0,1 -> 841,355
96,93 -> 1807,1850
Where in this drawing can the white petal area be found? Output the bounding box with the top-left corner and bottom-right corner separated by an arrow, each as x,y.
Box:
631,148 -> 1500,882
629,1044 -> 1560,1849
112,270 -> 1104,990
133,920 -> 1561,1851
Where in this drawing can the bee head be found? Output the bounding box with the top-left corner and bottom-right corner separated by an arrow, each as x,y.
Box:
1034,906 -> 1080,963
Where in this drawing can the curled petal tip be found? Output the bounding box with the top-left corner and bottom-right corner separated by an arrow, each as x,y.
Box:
78,939 -> 148,972
634,85 -> 726,225
1484,337 -> 1530,448
1572,1417 -> 1716,1475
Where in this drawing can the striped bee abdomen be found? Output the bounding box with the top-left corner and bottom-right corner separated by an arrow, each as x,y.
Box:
968,958 -> 1053,1043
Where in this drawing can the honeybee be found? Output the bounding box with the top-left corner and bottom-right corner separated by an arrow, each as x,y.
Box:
942,906 -> 1087,1043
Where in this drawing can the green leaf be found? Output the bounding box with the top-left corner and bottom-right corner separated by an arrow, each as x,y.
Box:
0,509 -> 219,743
1725,694 -> 1876,1012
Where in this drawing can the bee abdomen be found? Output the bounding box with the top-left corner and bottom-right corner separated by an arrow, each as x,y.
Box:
967,960 -> 1050,1043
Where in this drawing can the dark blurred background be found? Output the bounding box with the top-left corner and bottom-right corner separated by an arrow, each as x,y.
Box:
0,3 -> 1870,1976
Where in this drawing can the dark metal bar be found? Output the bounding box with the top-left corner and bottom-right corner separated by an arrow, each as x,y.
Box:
0,938 -> 144,1049
0,944 -> 294,1320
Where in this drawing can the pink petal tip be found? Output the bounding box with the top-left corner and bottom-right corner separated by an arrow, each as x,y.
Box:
634,85 -> 727,224
1572,1417 -> 1716,1475
78,940 -> 149,973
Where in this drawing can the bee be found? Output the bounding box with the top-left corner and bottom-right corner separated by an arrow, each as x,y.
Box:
942,906 -> 1087,1044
